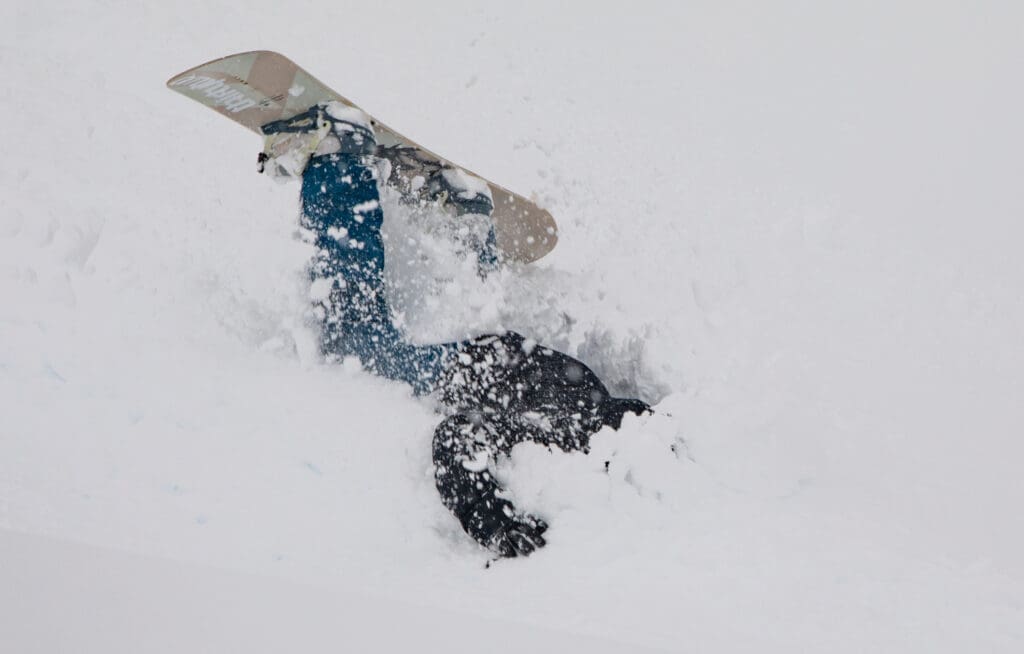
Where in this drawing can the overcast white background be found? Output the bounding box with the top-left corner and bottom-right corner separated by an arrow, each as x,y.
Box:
2,1 -> 1022,651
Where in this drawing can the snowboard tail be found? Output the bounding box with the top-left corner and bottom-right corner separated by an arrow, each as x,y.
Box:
166,51 -> 557,264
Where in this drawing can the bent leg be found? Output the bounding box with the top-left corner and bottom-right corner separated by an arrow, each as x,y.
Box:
433,413 -> 548,557
434,333 -> 650,555
439,331 -> 651,443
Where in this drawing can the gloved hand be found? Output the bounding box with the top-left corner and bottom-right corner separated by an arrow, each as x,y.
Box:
488,513 -> 549,558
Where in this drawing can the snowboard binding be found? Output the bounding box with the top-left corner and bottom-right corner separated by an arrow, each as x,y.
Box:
377,145 -> 494,218
258,102 -> 376,180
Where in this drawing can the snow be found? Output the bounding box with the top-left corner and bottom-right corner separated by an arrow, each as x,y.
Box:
322,100 -> 371,131
1,528 -> 655,654
352,199 -> 379,214
2,1 -> 1024,652
440,166 -> 493,201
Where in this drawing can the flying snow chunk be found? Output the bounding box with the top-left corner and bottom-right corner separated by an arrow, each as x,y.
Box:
309,278 -> 333,302
352,200 -> 379,214
326,226 -> 348,242
461,450 -> 490,473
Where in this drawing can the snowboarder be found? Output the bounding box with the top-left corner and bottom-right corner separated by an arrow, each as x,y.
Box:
261,102 -> 649,557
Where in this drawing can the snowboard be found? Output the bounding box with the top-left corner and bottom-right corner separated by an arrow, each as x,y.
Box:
166,50 -> 558,264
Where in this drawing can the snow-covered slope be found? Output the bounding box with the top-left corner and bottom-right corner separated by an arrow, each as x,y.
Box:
2,528 -> 660,654
2,2 -> 1022,651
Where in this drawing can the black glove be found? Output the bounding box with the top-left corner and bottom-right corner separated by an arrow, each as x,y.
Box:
488,514 -> 549,558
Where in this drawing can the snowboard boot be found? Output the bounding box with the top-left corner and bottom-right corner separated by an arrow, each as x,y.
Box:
258,101 -> 376,179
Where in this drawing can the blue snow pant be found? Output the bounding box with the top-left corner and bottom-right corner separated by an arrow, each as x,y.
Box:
300,152 -> 649,557
301,153 -> 453,394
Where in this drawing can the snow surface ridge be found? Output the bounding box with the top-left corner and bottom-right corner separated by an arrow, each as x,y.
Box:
3,1 -> 1024,652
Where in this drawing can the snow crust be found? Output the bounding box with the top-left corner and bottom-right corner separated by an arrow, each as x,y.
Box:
322,100 -> 372,131
2,2 -> 1024,652
440,167 -> 493,201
